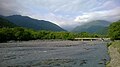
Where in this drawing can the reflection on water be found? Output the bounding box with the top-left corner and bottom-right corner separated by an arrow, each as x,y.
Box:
0,41 -> 110,67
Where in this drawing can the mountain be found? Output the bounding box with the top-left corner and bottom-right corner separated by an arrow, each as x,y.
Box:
96,27 -> 108,34
4,15 -> 65,31
0,17 -> 17,28
72,20 -> 111,34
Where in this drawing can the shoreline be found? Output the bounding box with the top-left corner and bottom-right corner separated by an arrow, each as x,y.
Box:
0,40 -> 106,48
106,41 -> 120,67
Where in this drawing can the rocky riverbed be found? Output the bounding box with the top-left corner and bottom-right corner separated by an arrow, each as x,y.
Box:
0,40 -> 110,67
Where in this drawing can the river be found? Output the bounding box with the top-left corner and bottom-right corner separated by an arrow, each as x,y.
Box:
0,40 -> 110,67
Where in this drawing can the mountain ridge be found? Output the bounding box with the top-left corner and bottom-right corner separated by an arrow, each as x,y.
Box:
72,20 -> 111,34
2,15 -> 66,31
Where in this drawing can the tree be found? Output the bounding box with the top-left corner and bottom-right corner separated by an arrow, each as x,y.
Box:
0,28 -> 15,42
108,20 -> 120,40
13,27 -> 32,40
77,32 -> 90,38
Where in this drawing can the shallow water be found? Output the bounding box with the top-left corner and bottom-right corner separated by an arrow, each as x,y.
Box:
0,41 -> 110,67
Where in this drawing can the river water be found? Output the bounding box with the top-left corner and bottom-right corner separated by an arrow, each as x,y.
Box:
0,41 -> 110,67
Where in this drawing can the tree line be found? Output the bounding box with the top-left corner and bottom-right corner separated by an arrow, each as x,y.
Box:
108,20 -> 120,40
0,27 -> 106,42
1,20 -> 119,42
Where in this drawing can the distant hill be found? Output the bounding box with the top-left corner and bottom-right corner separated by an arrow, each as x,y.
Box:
72,20 -> 111,34
0,17 -> 17,28
4,15 -> 65,31
95,27 -> 108,34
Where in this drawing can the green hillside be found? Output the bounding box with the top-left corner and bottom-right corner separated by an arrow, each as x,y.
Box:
72,20 -> 111,34
5,15 -> 66,31
0,17 -> 17,28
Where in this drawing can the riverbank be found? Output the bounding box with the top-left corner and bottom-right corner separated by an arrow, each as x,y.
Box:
107,41 -> 120,67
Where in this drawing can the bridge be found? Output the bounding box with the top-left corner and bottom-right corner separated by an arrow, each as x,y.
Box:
74,38 -> 110,41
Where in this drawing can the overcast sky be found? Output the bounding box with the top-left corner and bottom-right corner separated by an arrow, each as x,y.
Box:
0,0 -> 120,30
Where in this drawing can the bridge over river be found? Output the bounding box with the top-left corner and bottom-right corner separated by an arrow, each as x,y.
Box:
74,38 -> 110,41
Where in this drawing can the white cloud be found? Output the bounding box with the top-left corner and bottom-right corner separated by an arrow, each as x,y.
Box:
90,0 -> 119,11
74,7 -> 120,23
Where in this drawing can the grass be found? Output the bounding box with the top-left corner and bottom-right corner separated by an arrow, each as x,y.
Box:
106,40 -> 120,67
107,42 -> 112,47
110,40 -> 120,53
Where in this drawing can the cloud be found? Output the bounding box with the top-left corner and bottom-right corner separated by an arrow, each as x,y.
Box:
28,13 -> 79,30
74,7 -> 120,23
90,0 -> 119,11
0,0 -> 20,15
0,0 -> 120,30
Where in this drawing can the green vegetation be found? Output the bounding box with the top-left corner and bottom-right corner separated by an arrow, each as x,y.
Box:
110,41 -> 120,53
0,27 -> 105,42
107,42 -> 112,47
0,17 -> 17,28
108,20 -> 120,40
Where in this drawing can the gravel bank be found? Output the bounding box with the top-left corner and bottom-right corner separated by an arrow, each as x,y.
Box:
107,41 -> 120,67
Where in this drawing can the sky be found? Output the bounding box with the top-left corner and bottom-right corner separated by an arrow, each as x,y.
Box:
0,0 -> 120,30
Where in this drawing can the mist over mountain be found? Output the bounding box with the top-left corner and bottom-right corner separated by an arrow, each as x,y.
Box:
72,20 -> 111,34
2,15 -> 66,31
